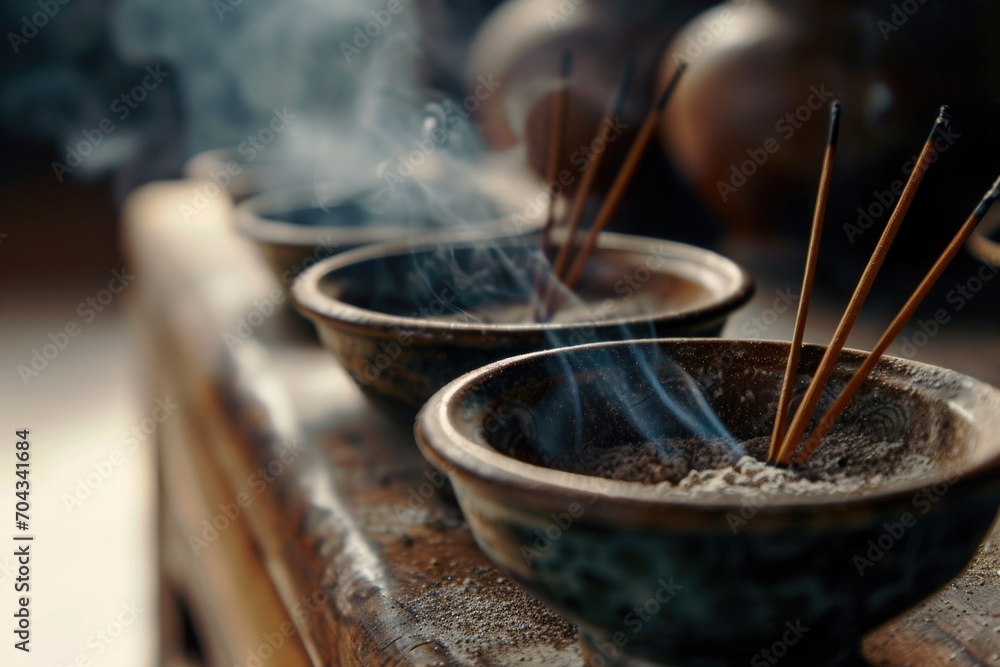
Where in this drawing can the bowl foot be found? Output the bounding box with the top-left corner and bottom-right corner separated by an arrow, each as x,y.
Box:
578,629 -> 868,667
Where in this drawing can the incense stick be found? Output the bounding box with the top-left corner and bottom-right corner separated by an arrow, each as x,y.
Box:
539,51 -> 574,257
554,61 -> 688,302
542,58 -> 635,316
773,106 -> 952,466
532,52 -> 574,319
792,174 -> 1000,465
765,101 -> 841,462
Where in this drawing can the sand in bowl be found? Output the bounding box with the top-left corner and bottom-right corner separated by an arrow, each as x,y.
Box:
537,357 -> 967,499
570,430 -> 942,498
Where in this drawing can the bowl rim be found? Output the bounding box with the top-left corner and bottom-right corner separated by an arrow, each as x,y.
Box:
235,183 -> 448,246
415,338 -> 1000,518
291,232 -> 756,337
234,180 -> 548,247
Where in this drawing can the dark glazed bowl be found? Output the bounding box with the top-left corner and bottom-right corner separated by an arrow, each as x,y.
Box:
236,179 -> 545,292
293,233 -> 754,424
415,339 -> 1000,667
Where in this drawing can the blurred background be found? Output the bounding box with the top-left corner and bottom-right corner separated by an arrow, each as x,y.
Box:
1,0 -> 998,664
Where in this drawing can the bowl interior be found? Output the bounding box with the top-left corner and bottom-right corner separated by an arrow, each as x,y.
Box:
311,234 -> 750,330
438,340 -> 1000,504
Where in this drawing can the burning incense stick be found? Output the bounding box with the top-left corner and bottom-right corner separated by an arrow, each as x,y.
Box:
542,58 -> 636,315
765,101 -> 841,462
555,61 -> 688,302
773,106 -> 952,466
539,51 -> 574,257
791,174 -> 1000,465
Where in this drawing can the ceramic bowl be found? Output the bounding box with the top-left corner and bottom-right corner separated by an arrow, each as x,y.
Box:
293,233 -> 754,423
415,338 -> 1000,667
235,186 -> 543,288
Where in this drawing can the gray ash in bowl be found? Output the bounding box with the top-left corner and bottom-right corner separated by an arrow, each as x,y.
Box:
470,337 -> 976,499
572,431 -> 943,497
484,353 -> 971,498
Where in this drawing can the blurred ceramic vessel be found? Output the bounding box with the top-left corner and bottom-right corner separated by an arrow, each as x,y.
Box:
293,232 -> 753,425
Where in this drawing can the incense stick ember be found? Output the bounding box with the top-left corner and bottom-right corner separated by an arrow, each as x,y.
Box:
792,174 -> 1000,466
766,101 -> 840,462
542,58 -> 636,318
774,106 -> 952,466
554,61 -> 688,307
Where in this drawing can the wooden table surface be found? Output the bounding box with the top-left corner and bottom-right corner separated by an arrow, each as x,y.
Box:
125,181 -> 1000,666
